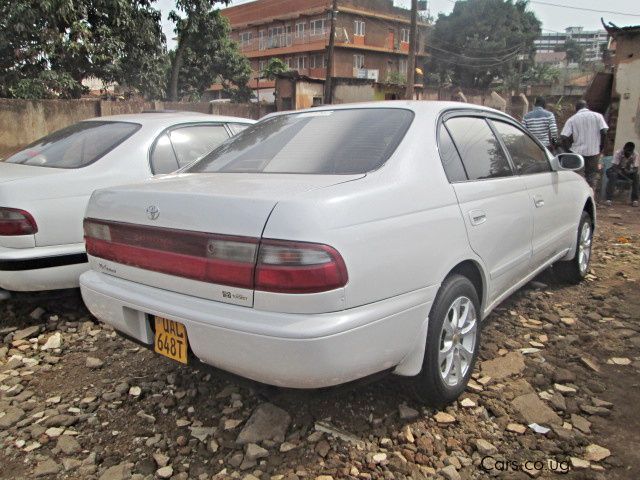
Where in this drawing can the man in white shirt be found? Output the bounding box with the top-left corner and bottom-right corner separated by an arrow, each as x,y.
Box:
560,100 -> 608,190
605,142 -> 639,207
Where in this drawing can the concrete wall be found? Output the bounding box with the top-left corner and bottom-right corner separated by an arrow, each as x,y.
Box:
612,34 -> 640,152
0,99 -> 267,157
295,82 -> 325,109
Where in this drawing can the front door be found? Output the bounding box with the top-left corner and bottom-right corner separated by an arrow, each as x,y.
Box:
444,116 -> 533,303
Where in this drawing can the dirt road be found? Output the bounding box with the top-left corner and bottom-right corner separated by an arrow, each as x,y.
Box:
1,206 -> 639,480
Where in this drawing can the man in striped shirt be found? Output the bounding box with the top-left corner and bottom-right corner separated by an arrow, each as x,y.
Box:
523,97 -> 558,149
561,100 -> 608,190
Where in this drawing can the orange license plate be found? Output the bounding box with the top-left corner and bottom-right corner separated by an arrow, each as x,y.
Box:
154,317 -> 188,364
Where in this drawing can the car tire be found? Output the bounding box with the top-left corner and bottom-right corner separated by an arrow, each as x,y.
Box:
554,211 -> 593,284
411,274 -> 481,407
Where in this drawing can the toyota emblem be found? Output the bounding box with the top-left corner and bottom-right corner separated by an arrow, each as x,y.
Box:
146,205 -> 160,220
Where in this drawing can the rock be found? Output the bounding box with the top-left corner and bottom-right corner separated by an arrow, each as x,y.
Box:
314,421 -> 364,447
511,393 -> 562,426
580,357 -> 601,373
474,439 -> 497,455
30,307 -> 46,320
41,332 -> 63,350
460,398 -> 476,408
585,444 -> 611,462
554,383 -> 577,395
433,412 -> 456,424
372,452 -> 387,463
608,357 -> 631,365
0,406 -> 25,428
128,386 -> 141,397
189,426 -> 215,442
398,404 -> 419,420
315,440 -> 330,457
480,352 -> 526,379
13,325 -> 40,341
506,423 -> 526,434
224,419 -> 243,430
34,458 -> 60,477
62,458 -> 82,472
86,356 -> 104,369
236,403 -> 291,445
209,439 -> 220,453
153,453 -> 170,468
439,465 -> 461,480
280,442 -> 297,452
570,414 -> 591,434
135,410 -> 155,424
156,466 -> 173,479
45,427 -> 65,437
57,435 -> 81,454
135,458 -> 156,476
43,414 -> 77,427
245,443 -> 269,462
569,457 -> 590,469
99,462 -> 132,480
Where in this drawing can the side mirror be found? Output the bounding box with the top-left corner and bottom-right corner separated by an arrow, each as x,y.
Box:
551,153 -> 584,171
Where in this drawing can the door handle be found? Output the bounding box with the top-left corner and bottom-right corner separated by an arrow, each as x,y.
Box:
533,195 -> 545,208
469,210 -> 487,226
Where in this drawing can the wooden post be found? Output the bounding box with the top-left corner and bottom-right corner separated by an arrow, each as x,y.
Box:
324,0 -> 339,104
405,0 -> 418,100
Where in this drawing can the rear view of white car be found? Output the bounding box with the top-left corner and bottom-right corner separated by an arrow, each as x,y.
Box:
0,112 -> 254,292
80,102 -> 594,405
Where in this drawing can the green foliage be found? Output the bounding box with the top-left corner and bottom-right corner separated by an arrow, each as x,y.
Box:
425,0 -> 541,89
261,58 -> 289,80
522,63 -> 561,85
563,38 -> 586,64
0,0 -> 167,99
167,0 -> 251,101
386,71 -> 407,85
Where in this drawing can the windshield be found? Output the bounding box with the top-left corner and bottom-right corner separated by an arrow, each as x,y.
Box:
187,108 -> 414,175
3,121 -> 140,169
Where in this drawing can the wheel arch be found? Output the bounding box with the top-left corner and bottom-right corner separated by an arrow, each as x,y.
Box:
447,259 -> 487,317
583,197 -> 595,229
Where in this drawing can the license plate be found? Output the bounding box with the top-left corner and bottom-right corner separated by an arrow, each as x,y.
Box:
154,317 -> 188,364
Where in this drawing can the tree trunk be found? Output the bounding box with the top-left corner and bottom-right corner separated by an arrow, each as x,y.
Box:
168,40 -> 187,101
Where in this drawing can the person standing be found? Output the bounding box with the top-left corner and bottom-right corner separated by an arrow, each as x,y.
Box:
605,142 -> 639,207
560,99 -> 608,190
523,97 -> 558,150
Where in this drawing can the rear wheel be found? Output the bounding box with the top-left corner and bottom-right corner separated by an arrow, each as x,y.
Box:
555,211 -> 593,284
411,274 -> 481,406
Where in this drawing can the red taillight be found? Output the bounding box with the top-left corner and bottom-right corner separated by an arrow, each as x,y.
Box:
84,219 -> 348,294
0,207 -> 38,236
255,240 -> 348,293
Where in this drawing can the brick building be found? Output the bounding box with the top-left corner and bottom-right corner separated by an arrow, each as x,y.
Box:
209,0 -> 428,102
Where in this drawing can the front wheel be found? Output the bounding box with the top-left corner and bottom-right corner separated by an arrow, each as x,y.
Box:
554,211 -> 593,284
411,274 -> 481,406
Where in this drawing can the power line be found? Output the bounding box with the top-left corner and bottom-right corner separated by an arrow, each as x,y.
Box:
528,1 -> 640,17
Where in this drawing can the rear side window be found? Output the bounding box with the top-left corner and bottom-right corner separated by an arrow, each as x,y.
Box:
150,124 -> 230,174
228,123 -> 251,135
445,117 -> 513,180
438,124 -> 467,182
491,120 -> 551,175
170,125 -> 230,168
188,108 -> 414,174
3,121 -> 140,169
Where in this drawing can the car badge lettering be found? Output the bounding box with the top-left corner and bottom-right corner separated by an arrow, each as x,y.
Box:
146,205 -> 160,220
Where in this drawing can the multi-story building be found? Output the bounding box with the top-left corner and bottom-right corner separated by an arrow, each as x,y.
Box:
210,0 -> 428,102
534,27 -> 608,63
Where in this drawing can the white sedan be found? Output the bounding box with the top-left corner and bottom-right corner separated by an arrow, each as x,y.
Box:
0,112 -> 254,292
80,102 -> 593,405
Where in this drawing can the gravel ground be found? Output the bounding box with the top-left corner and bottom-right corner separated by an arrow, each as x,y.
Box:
1,205 -> 639,480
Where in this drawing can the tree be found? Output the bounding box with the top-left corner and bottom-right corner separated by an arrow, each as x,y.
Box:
167,0 -> 251,101
425,0 -> 541,89
261,58 -> 289,80
0,0 -> 167,99
563,38 -> 585,64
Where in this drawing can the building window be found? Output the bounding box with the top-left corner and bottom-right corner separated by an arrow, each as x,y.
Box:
354,20 -> 365,36
401,28 -> 410,43
239,31 -> 253,47
310,19 -> 326,36
285,57 -> 292,68
259,60 -> 267,72
296,56 -> 308,70
400,58 -> 408,75
310,54 -> 326,69
259,30 -> 266,50
295,22 -> 306,38
268,26 -> 284,48
353,54 -> 365,69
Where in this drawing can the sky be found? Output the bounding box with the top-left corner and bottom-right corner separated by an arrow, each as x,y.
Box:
157,0 -> 640,49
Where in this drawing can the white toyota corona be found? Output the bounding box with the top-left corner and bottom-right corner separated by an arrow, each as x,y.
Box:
0,112 -> 254,292
80,102 -> 594,405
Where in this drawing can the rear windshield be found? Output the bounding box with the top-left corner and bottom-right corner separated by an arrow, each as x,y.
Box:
3,121 -> 140,169
187,108 -> 414,175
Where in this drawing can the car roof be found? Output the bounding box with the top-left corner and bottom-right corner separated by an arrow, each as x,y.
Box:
263,100 -> 510,120
82,111 -> 256,127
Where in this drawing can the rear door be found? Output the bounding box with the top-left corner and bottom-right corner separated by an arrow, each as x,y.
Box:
441,114 -> 533,303
489,119 -> 574,269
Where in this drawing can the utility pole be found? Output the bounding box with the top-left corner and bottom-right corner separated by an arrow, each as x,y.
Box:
405,0 -> 418,100
324,0 -> 338,104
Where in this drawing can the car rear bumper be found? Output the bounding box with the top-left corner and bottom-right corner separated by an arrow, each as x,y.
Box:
0,243 -> 87,291
80,270 -> 436,388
